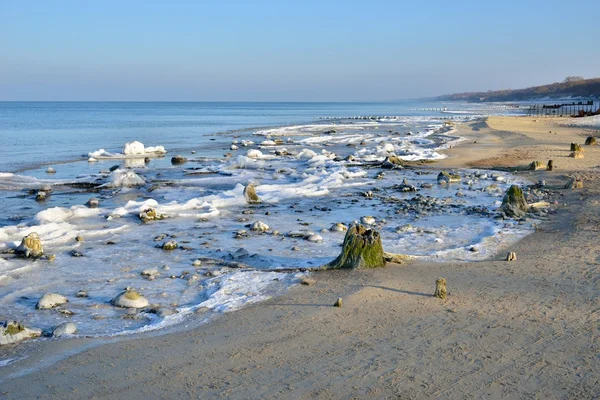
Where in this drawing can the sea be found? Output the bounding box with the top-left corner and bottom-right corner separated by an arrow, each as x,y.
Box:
0,101 -> 529,357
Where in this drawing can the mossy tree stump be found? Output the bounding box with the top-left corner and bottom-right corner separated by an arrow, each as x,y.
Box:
500,185 -> 527,218
243,184 -> 261,204
434,278 -> 447,299
584,136 -> 596,146
327,224 -> 385,269
570,143 -> 583,152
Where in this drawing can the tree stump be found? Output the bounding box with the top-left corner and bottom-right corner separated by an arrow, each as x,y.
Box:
243,184 -> 261,204
506,252 -> 517,261
500,185 -> 527,218
326,224 -> 385,269
546,160 -> 554,171
434,278 -> 447,299
333,298 -> 343,307
584,136 -> 597,146
570,143 -> 583,152
564,177 -> 583,190
528,161 -> 545,171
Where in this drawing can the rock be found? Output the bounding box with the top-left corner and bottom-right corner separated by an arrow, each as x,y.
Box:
76,290 -> 88,298
528,161 -> 546,171
171,155 -> 187,165
275,148 -> 291,156
75,236 -> 84,242
584,136 -> 597,146
36,293 -> 68,309
162,240 -> 178,250
360,216 -> 376,225
330,223 -> 348,232
397,178 -> 417,192
0,321 -> 42,346
88,157 -> 98,163
243,184 -> 261,204
109,165 -> 120,172
381,155 -> 403,169
246,149 -> 264,159
69,250 -> 83,257
193,259 -> 202,267
570,143 -> 583,152
569,151 -> 584,159
35,191 -> 48,202
506,252 -> 517,261
300,277 -> 316,285
16,232 -> 44,258
362,190 -> 373,199
139,207 -> 164,223
333,298 -> 343,307
141,268 -> 160,279
111,289 -> 149,308
230,144 -> 239,150
46,167 -> 56,174
437,171 -> 461,184
500,185 -> 527,218
250,221 -> 269,232
546,160 -> 554,171
434,278 -> 447,299
306,234 -> 323,243
52,322 -> 77,337
86,198 -> 99,208
564,176 -> 583,190
327,224 -> 385,269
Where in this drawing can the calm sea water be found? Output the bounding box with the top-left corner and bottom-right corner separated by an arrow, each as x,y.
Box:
0,101 -> 516,172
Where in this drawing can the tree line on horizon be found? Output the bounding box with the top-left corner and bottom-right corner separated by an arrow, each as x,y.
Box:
436,77 -> 600,102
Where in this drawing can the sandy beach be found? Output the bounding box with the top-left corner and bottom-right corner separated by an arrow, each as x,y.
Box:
1,116 -> 599,399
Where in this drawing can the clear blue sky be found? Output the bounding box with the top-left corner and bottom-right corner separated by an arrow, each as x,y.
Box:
1,0 -> 598,101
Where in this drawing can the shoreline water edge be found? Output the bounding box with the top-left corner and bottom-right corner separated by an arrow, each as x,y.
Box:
0,102 -> 599,398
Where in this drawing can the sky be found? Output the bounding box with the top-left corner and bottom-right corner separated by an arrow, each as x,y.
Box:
1,0 -> 598,101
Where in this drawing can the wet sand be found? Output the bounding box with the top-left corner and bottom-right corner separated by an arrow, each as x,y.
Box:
1,116 -> 599,399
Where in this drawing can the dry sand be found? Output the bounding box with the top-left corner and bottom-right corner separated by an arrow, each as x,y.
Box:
1,117 -> 599,399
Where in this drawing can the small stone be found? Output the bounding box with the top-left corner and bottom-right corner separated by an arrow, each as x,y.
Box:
76,290 -> 88,298
141,268 -> 160,279
35,191 -> 47,202
111,289 -> 149,308
52,322 -> 77,337
36,293 -> 68,309
46,167 -> 56,174
171,155 -> 188,165
300,277 -> 316,286
306,234 -> 323,243
75,236 -> 84,242
250,220 -> 269,232
86,198 -> 99,208
162,240 -> 178,250
291,246 -> 300,251
193,259 -> 202,267
333,298 -> 343,307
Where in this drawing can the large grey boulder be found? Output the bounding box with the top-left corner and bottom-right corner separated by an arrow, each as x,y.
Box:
36,293 -> 68,309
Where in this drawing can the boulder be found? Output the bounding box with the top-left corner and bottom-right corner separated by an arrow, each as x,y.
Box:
16,233 -> 44,258
306,234 -> 323,243
52,322 -> 77,337
434,278 -> 447,299
0,321 -> 42,346
584,136 -> 597,146
437,171 -> 461,184
171,155 -> 187,165
381,155 -> 403,169
111,289 -> 149,308
250,221 -> 269,232
326,224 -> 385,269
139,207 -> 164,223
243,184 -> 261,204
500,185 -> 527,218
36,293 -> 68,309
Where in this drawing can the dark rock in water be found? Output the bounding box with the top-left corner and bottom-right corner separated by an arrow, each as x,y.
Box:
162,240 -> 178,250
171,155 -> 188,165
86,198 -> 99,208
35,191 -> 48,202
109,165 -> 120,172
500,185 -> 527,218
144,157 -> 151,163
243,184 -> 261,204
69,250 -> 84,257
437,171 -> 461,184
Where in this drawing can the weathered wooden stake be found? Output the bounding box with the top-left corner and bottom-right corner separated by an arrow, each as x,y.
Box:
434,278 -> 447,300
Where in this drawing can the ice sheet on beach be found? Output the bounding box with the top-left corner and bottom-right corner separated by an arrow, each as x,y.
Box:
88,141 -> 167,159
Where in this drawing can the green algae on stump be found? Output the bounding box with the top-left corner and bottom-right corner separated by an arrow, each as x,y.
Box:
434,278 -> 447,300
326,224 -> 385,269
500,185 -> 527,218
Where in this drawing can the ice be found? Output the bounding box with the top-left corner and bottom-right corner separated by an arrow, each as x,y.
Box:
88,141 -> 167,159
102,169 -> 145,188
